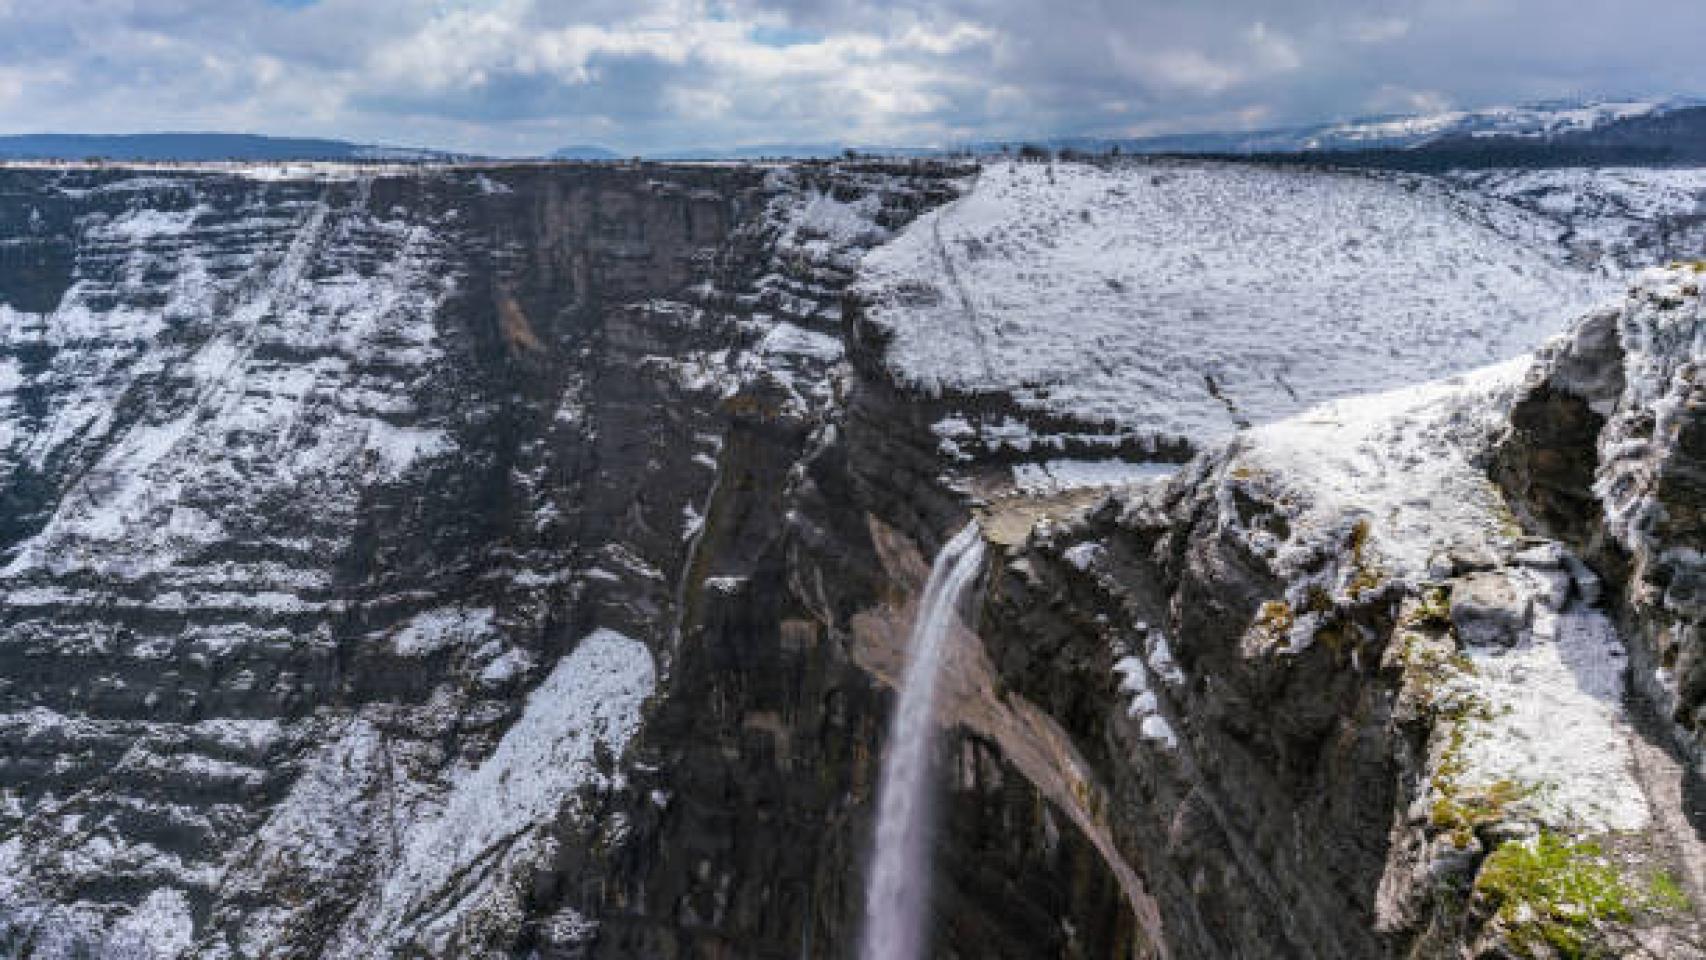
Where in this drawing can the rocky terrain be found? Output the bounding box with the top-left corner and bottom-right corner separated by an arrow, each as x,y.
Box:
972,268 -> 1705,957
0,158 -> 970,956
0,157 -> 1701,958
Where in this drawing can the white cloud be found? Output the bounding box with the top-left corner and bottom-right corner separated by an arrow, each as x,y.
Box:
0,0 -> 1701,153
1141,49 -> 1245,95
895,21 -> 996,56
1367,84 -> 1454,116
1246,22 -> 1302,72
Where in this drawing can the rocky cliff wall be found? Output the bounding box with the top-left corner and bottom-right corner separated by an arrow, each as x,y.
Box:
0,160 -> 991,957
0,160 -> 1701,960
957,268 -> 1705,958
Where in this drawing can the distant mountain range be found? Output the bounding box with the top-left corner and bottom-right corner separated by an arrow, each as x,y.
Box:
577,97 -> 1706,163
5,97 -> 1706,164
963,96 -> 1706,157
0,132 -> 467,162
630,143 -> 942,161
548,145 -> 625,161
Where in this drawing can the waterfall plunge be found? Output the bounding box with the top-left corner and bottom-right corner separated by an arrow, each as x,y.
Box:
861,522 -> 987,960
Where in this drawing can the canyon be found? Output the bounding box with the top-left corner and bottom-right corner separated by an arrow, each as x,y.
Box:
0,156 -> 1700,958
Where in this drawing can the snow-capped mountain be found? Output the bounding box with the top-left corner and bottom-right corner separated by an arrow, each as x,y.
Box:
1297,97 -> 1699,150
979,96 -> 1706,157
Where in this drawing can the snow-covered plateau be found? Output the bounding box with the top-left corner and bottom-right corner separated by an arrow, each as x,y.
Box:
857,160 -> 1638,452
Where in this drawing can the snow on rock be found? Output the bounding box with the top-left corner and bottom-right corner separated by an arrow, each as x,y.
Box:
761,166 -> 895,267
1062,541 -> 1106,572
332,628 -> 655,954
1449,593 -> 1649,832
1596,264 -> 1706,557
107,888 -> 196,959
1449,166 -> 1706,268
757,320 -> 843,363
732,163 -> 971,418
1139,715 -> 1180,750
1528,262 -> 1706,763
205,718 -> 389,960
1112,657 -> 1177,749
390,607 -> 500,656
0,163 -> 971,956
1012,459 -> 1181,495
101,206 -> 206,242
0,184 -> 458,584
859,160 -> 1611,445
1,827 -> 213,958
1226,330 -> 1657,834
1245,357 -> 1531,580
477,647 -> 537,685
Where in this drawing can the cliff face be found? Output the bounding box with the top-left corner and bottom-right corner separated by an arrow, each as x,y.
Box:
1496,269 -> 1706,765
0,162 -> 760,954
0,160 -> 1133,959
0,160 -> 1701,959
964,267 -> 1705,959
0,161 -> 991,957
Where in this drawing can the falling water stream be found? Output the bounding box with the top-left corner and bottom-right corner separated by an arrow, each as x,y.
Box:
860,522 -> 987,960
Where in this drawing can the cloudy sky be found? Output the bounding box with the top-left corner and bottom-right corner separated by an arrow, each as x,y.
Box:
0,0 -> 1701,155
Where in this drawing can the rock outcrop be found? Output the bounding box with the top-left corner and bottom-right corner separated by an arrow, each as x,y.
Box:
960,267 -> 1706,958
1497,265 -> 1706,766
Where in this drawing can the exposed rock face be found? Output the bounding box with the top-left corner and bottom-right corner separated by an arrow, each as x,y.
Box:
979,466 -> 1412,958
1,160 -> 1141,959
1,159 -> 1702,960
0,160 -> 994,956
1497,266 -> 1705,763
967,270 -> 1706,958
0,162 -> 764,954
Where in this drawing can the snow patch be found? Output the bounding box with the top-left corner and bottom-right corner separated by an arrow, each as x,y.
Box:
346,628 -> 655,951
478,647 -> 536,685
758,320 -> 843,362
1114,657 -> 1178,750
99,206 -> 203,241
1240,336 -> 1658,833
1062,542 -> 1105,572
1012,459 -> 1180,494
108,888 -> 196,959
1248,357 -> 1531,579
363,422 -> 452,480
1450,598 -> 1649,832
391,607 -> 498,657
1450,167 -> 1706,268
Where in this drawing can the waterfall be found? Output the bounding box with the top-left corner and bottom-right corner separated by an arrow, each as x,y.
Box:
861,521 -> 987,960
